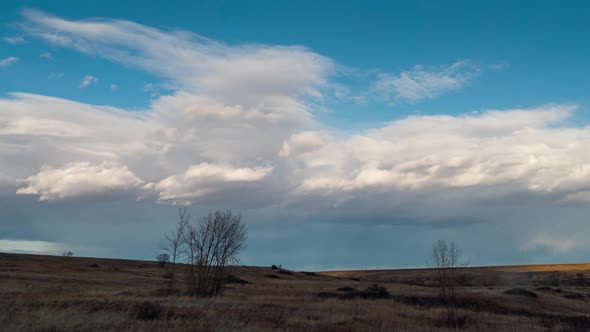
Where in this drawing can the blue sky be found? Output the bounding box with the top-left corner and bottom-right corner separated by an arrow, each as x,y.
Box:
1,1 -> 590,269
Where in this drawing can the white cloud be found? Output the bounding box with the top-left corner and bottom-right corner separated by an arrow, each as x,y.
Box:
22,9 -> 334,121
374,60 -> 479,103
17,161 -> 144,201
80,75 -> 98,88
110,83 -> 118,91
8,10 -> 590,231
3,36 -> 26,44
282,105 -> 590,201
0,57 -> 19,67
184,163 -> 272,182
0,239 -> 63,255
0,92 -> 281,204
521,234 -> 576,254
151,163 -> 273,203
39,52 -> 52,59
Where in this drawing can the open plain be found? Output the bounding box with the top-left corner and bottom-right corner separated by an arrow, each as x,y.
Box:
2,253 -> 590,331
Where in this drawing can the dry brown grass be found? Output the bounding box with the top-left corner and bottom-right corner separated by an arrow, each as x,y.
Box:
1,253 -> 589,331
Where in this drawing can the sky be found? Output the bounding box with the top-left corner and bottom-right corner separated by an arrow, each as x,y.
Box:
1,0 -> 590,270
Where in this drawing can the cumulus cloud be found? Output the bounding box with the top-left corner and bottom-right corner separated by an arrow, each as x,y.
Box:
150,163 -> 273,204
3,9 -> 590,266
282,105 -> 590,203
374,60 -> 479,103
10,9 -> 590,217
0,91 -> 282,205
0,57 -> 19,67
79,75 -> 98,88
17,161 -> 144,201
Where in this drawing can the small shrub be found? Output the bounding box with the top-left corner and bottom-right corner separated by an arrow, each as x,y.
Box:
132,301 -> 163,321
362,284 -> 390,299
267,274 -> 281,279
89,263 -> 100,268
276,270 -> 294,276
271,264 -> 279,269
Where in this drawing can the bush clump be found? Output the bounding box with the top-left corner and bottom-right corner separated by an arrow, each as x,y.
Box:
132,301 -> 163,321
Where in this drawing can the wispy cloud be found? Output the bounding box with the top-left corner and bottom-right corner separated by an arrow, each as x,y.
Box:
374,60 -> 480,104
21,8 -> 333,121
0,239 -> 63,255
110,83 -> 118,91
79,75 -> 98,88
48,72 -> 64,79
0,57 -> 19,67
521,234 -> 576,254
39,52 -> 52,59
3,35 -> 26,44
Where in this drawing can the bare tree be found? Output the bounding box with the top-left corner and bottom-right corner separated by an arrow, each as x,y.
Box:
160,207 -> 190,289
182,222 -> 199,294
61,250 -> 74,257
185,210 -> 247,296
427,240 -> 468,301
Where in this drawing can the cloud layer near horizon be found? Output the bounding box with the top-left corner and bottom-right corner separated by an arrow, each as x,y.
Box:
2,10 -> 589,263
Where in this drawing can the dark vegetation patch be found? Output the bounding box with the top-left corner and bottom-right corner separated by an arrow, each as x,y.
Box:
392,293 -> 590,331
151,288 -> 181,296
89,263 -> 100,268
318,284 -> 390,299
301,271 -> 318,277
434,309 -> 469,329
504,288 -> 538,298
131,301 -> 163,320
271,265 -> 279,270
276,269 -> 294,276
336,286 -> 357,292
563,293 -> 588,301
535,286 -> 588,301
224,274 -> 252,285
267,274 -> 281,279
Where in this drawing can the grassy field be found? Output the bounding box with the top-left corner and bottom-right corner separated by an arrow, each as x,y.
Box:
1,253 -> 590,331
